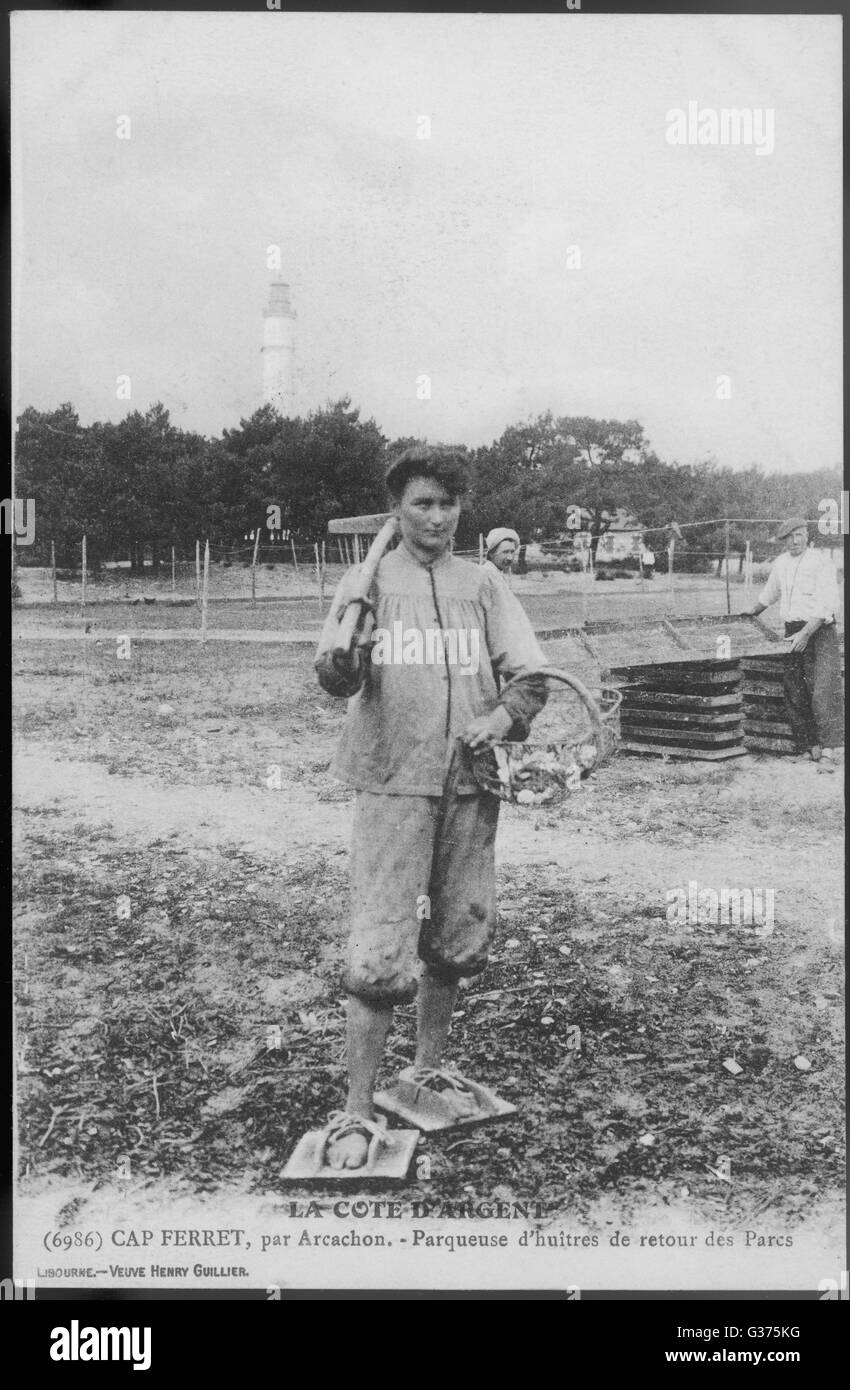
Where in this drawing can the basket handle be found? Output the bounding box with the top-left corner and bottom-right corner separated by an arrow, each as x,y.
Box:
498,665 -> 607,741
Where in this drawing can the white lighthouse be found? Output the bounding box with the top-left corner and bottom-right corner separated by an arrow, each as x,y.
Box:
262,281 -> 296,415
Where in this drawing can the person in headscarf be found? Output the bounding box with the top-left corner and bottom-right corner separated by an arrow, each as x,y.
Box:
483,527 -> 520,585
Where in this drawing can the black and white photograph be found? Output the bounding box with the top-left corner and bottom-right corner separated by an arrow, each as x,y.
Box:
8,5 -> 845,1304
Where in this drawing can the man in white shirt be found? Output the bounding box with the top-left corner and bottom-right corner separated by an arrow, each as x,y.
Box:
748,518 -> 843,770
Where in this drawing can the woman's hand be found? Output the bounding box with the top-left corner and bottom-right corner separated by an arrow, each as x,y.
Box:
787,629 -> 810,653
332,647 -> 364,679
333,564 -> 367,620
464,706 -> 514,750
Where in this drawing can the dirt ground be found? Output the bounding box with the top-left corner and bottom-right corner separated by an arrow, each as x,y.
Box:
12,631 -> 845,1234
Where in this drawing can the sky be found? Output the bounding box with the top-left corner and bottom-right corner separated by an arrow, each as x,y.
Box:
11,10 -> 842,472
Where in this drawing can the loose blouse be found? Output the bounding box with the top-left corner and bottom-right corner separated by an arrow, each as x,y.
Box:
315,542 -> 548,795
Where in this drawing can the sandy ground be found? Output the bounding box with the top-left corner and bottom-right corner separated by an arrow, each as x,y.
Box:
13,745 -> 844,936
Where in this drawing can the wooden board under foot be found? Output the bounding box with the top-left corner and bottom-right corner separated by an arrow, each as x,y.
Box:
374,1086 -> 516,1134
282,1126 -> 420,1183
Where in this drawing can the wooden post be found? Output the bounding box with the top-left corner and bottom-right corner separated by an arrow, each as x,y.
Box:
724,519 -> 731,614
581,542 -> 590,626
479,533 -> 485,566
292,536 -> 305,595
337,539 -> 345,566
171,546 -> 176,594
749,544 -> 754,598
81,535 -> 87,614
51,540 -> 57,604
314,542 -> 324,613
354,535 -> 362,565
195,540 -> 201,609
201,540 -> 210,643
251,529 -> 260,606
668,536 -> 676,606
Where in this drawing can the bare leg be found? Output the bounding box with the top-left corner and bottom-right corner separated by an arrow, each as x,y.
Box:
414,971 -> 459,1070
327,995 -> 393,1170
412,971 -> 477,1117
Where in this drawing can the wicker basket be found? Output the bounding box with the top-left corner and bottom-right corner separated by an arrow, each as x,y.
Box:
471,667 -> 622,805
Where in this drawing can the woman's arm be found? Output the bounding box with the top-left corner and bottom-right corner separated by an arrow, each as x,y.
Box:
479,570 -> 549,739
314,569 -> 373,698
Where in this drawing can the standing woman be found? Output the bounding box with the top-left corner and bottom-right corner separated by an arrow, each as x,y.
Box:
311,447 -> 548,1171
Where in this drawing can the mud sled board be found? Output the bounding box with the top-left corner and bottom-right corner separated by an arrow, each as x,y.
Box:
374,1068 -> 516,1133
282,1116 -> 419,1184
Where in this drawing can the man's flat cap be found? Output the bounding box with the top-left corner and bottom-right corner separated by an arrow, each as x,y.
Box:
776,517 -> 808,540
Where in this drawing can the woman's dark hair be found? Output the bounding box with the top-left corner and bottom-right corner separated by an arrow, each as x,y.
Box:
384,445 -> 470,502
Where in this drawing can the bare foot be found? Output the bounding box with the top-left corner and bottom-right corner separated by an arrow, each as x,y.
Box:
410,1068 -> 479,1118
327,1129 -> 370,1170
323,1111 -> 378,1171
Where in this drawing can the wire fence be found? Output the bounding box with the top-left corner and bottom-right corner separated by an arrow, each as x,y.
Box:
13,518 -> 844,637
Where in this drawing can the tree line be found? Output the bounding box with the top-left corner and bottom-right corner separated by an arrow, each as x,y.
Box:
14,398 -> 840,571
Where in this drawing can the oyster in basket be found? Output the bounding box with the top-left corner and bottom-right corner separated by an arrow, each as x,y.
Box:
577,742 -> 598,770
508,746 -> 583,802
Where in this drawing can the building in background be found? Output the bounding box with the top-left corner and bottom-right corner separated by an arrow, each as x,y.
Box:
261,281 -> 296,415
571,508 -> 644,564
